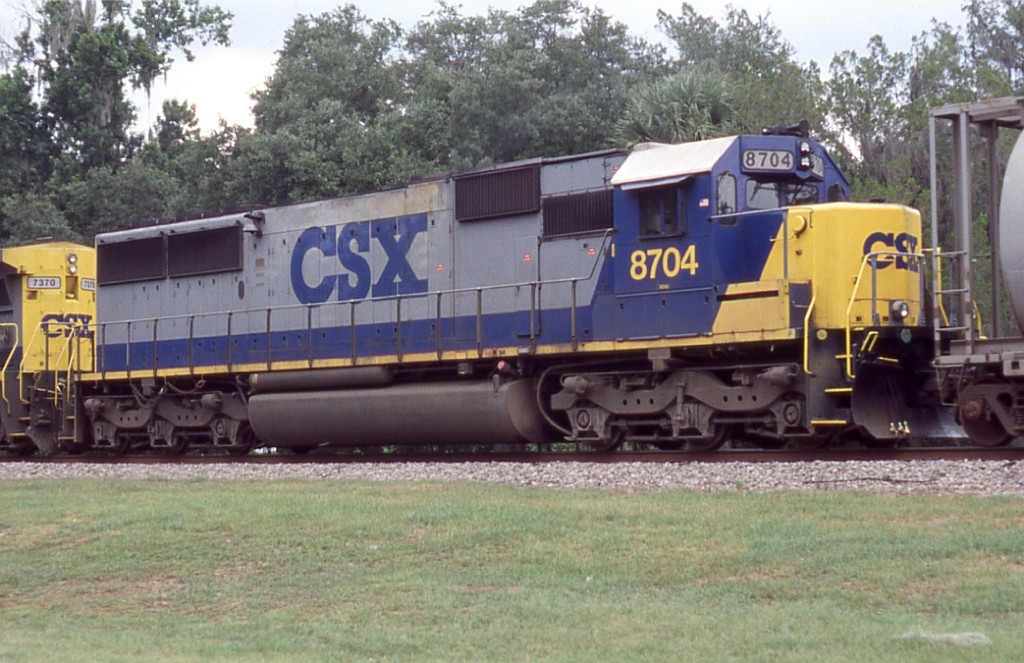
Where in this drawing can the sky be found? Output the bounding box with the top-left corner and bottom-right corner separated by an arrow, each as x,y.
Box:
0,0 -> 967,133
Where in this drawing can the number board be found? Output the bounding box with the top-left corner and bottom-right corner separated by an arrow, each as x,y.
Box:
742,149 -> 794,172
27,276 -> 62,290
82,278 -> 97,292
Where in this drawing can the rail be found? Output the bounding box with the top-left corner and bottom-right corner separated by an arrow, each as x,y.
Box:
97,230 -> 616,378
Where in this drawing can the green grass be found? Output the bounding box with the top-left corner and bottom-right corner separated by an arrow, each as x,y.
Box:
1,479 -> 1022,662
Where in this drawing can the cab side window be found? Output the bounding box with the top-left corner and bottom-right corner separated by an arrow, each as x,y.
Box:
638,185 -> 686,237
717,173 -> 737,215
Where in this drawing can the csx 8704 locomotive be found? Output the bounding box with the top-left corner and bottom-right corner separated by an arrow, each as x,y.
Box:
0,125 -> 939,455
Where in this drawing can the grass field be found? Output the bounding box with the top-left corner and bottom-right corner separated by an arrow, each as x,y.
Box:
1,478 -> 1022,662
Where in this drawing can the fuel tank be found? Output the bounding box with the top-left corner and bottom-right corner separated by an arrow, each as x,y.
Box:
247,378 -> 549,447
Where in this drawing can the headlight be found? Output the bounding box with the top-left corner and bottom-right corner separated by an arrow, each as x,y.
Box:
890,300 -> 910,321
68,253 -> 77,264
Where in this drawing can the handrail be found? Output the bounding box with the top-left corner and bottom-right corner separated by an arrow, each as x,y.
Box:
802,293 -> 817,376
17,322 -> 45,404
801,213 -> 817,376
843,250 -> 926,379
53,322 -> 92,408
0,322 -> 19,413
931,246 -> 985,338
96,229 -> 617,375
11,320 -> 92,408
930,247 -> 950,327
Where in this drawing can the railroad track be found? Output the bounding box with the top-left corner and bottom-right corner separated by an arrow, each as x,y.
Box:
4,446 -> 1024,464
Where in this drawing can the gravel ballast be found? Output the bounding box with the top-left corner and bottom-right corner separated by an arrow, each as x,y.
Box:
1,459 -> 1022,495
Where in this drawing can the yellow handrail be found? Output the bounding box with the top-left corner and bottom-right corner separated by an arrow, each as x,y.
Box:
931,247 -> 950,327
802,293 -> 817,376
16,320 -> 85,407
17,322 -> 45,405
932,246 -> 985,336
0,322 -> 20,413
842,250 -> 924,379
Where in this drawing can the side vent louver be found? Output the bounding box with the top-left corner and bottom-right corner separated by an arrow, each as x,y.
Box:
455,165 -> 541,222
542,190 -> 614,237
98,224 -> 244,285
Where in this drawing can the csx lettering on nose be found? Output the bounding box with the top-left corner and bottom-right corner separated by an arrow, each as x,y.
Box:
862,231 -> 919,271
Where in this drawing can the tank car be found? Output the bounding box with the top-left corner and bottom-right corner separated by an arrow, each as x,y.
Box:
0,242 -> 95,454
56,125 -> 938,454
930,97 -> 1024,446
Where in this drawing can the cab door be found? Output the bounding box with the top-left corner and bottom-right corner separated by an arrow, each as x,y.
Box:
608,180 -> 716,339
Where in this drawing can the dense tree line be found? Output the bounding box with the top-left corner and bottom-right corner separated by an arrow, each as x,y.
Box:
1,0 -> 1023,251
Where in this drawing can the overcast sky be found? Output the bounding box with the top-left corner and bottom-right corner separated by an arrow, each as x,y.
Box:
0,0 -> 966,132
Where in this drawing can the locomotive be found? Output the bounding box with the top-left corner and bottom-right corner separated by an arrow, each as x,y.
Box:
0,124 -> 941,455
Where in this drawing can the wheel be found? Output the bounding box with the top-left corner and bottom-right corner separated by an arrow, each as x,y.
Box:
581,428 -> 624,452
960,380 -> 1013,448
226,423 -> 255,456
163,430 -> 190,456
684,422 -> 732,451
960,401 -> 1012,447
6,438 -> 37,456
109,433 -> 131,456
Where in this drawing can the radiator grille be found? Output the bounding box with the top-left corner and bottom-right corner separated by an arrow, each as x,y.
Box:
97,236 -> 165,285
455,165 -> 541,222
542,190 -> 614,237
167,226 -> 243,278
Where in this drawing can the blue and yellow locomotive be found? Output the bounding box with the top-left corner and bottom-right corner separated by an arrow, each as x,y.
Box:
2,126 -> 936,454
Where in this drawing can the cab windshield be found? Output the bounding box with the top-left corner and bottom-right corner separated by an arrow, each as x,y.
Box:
745,179 -> 819,210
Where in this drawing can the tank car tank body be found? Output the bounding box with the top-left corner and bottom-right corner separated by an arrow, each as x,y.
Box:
71,128 -> 936,453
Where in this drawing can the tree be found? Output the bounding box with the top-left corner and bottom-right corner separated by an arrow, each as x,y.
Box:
0,67 -> 50,193
238,5 -> 412,204
965,0 -> 1024,93
613,67 -> 736,145
32,0 -> 231,172
0,0 -> 232,236
826,37 -> 910,186
406,0 -> 665,169
241,1 -> 664,204
656,3 -> 827,139
0,192 -> 77,245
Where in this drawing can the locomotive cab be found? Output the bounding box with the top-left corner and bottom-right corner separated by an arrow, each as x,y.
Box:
549,130 -> 935,448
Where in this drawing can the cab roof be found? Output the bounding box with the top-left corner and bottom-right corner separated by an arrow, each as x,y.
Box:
610,136 -> 737,190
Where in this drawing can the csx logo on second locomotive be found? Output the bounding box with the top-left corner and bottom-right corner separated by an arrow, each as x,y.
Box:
290,214 -> 428,305
862,232 -> 919,272
41,313 -> 94,338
